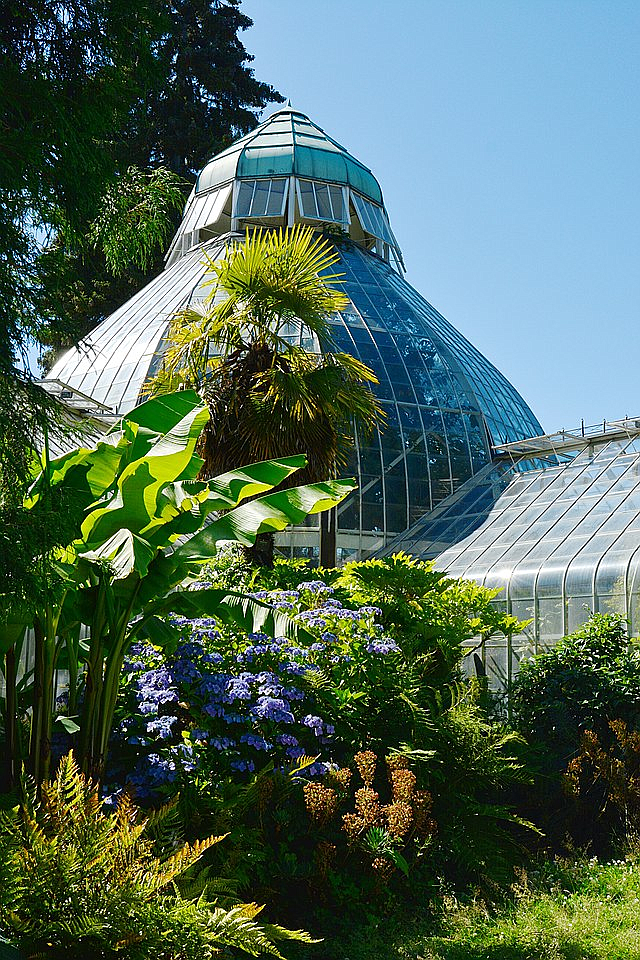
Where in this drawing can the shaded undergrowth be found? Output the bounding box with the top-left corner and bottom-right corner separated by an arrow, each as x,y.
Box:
323,857 -> 640,960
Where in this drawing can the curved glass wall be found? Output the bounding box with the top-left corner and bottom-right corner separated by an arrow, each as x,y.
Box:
428,435 -> 640,690
45,103 -> 543,561
47,235 -> 542,558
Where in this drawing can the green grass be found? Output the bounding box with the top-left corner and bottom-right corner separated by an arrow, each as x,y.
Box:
328,858 -> 640,960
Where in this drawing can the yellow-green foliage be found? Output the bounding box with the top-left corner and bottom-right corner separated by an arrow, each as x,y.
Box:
0,752 -> 315,959
338,552 -> 525,669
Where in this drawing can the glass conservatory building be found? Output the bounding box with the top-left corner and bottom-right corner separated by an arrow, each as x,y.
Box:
44,105 -> 542,561
43,105 -> 640,681
380,421 -> 640,688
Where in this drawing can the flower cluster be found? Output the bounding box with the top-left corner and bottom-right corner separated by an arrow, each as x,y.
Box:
109,588 -> 399,800
301,749 -> 438,883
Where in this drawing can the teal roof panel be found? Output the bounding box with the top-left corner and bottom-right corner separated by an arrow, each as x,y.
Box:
195,106 -> 383,204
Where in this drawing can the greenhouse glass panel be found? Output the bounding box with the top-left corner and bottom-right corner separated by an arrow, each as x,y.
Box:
537,597 -> 564,638
236,179 -> 288,218
236,180 -> 254,217
595,556 -> 629,596
566,597 -> 593,633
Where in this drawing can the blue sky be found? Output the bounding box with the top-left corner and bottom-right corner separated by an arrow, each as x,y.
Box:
242,0 -> 640,433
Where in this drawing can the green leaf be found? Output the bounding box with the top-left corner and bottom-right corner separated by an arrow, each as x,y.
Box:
54,715 -> 81,735
78,529 -> 156,581
147,589 -> 317,645
172,479 -> 356,561
107,389 -> 205,445
0,615 -> 28,657
134,615 -> 184,652
82,399 -> 210,546
388,849 -> 410,878
24,437 -> 125,509
146,456 -> 309,546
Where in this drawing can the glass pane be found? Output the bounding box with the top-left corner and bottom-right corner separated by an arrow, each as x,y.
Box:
566,596 -> 593,633
236,180 -> 254,217
266,179 -> 287,216
251,180 -> 270,216
315,183 -> 332,220
329,184 -> 345,221
298,179 -> 317,218
538,597 -> 563,639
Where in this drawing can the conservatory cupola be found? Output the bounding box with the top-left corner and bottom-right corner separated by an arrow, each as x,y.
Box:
165,105 -> 404,270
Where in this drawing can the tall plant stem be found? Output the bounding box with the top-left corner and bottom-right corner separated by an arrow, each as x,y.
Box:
4,646 -> 17,790
93,594 -> 138,782
29,618 -> 45,784
30,607 -> 59,786
78,586 -> 107,776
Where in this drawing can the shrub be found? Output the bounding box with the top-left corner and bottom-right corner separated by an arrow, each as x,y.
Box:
107,582 -> 403,800
511,613 -> 640,769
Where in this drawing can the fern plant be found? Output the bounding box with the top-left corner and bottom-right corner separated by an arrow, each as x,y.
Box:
0,752 -> 315,959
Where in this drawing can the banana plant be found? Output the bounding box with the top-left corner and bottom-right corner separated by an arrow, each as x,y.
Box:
6,390 -> 355,785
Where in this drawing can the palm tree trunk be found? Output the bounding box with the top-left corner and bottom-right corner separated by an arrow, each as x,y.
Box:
244,531 -> 275,568
320,507 -> 337,568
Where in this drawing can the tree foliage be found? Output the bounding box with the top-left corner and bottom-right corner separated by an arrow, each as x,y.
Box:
0,0 -> 281,620
152,227 -> 384,480
1,0 -> 282,364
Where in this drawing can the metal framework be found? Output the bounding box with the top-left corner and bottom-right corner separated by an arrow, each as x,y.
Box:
44,105 -> 542,562
413,425 -> 640,692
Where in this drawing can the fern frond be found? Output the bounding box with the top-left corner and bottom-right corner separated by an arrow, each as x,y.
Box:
150,833 -> 228,890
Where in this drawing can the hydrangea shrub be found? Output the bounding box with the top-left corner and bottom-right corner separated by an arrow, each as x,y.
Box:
109,582 -> 400,800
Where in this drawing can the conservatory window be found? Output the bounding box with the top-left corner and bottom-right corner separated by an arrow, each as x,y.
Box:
296,179 -> 348,223
351,191 -> 395,246
235,178 -> 288,218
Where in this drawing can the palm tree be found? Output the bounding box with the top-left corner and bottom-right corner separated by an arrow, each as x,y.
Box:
150,226 -> 384,566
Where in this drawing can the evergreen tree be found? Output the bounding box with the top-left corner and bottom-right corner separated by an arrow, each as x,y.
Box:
0,0 -> 280,603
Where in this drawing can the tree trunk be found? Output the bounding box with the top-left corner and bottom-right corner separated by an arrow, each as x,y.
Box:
244,531 -> 276,569
320,507 -> 337,569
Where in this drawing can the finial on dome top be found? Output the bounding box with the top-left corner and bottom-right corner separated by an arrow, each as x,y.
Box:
286,98 -> 292,107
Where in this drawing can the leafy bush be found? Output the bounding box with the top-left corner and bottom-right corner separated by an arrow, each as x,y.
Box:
108,582 -> 402,799
0,753 -> 314,960
338,552 -> 523,672
101,559 -> 534,912
512,614 -> 640,769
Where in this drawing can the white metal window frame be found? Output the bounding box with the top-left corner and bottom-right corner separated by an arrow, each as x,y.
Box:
233,178 -> 289,220
296,179 -> 350,224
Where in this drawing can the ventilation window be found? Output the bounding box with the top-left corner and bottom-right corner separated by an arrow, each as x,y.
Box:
351,192 -> 395,246
235,178 -> 289,218
297,179 -> 348,223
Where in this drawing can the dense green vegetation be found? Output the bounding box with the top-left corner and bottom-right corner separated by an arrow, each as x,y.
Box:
6,463 -> 640,957
0,0 -> 281,645
329,857 -> 640,960
4,9 -> 640,950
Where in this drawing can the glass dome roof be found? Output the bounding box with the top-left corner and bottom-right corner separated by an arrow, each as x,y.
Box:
44,105 -> 543,558
196,106 -> 383,203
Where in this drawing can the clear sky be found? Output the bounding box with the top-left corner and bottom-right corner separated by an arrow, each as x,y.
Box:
241,0 -> 640,433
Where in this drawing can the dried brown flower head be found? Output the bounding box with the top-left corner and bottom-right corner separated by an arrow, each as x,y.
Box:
342,812 -> 364,840
390,767 -> 417,802
354,750 -> 377,787
354,786 -> 381,826
385,800 -> 413,838
303,781 -> 337,824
